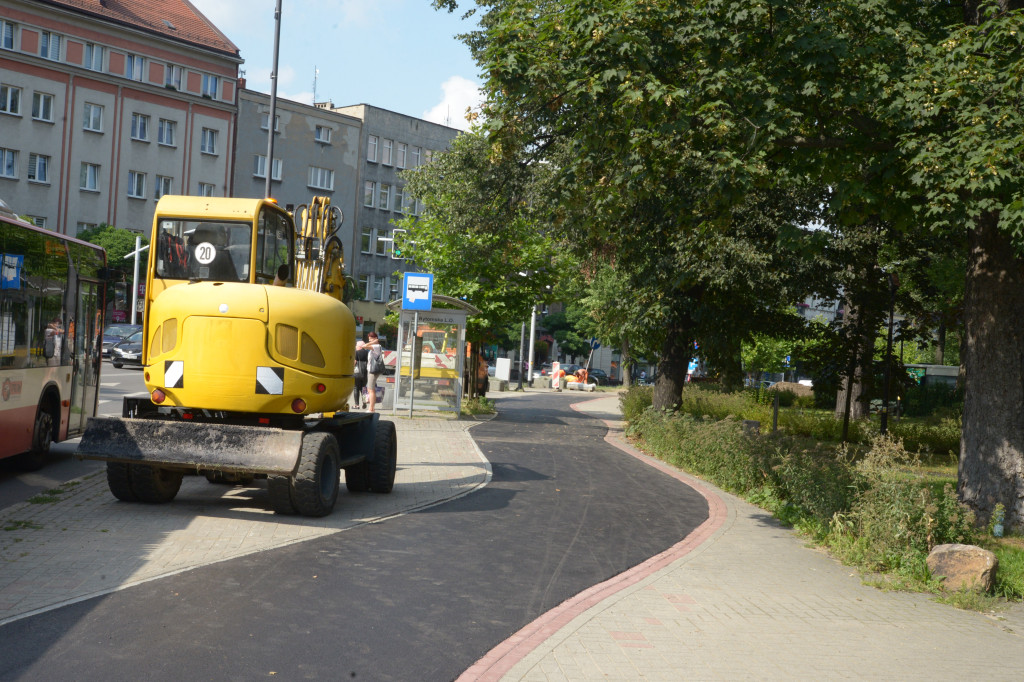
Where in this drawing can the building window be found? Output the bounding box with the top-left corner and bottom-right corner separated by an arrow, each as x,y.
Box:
374,229 -> 388,257
28,154 -> 50,183
157,118 -> 176,146
83,43 -> 103,71
357,274 -> 370,301
130,113 -> 150,141
201,74 -> 219,98
424,150 -> 434,164
0,148 -> 16,178
0,84 -> 21,115
76,222 -> 98,235
165,64 -> 182,90
410,146 -> 421,167
260,113 -> 280,131
396,142 -> 407,169
363,181 -> 375,207
253,155 -> 282,180
127,171 -> 146,198
26,216 -> 46,229
125,54 -> 145,81
378,183 -> 391,211
360,227 -> 373,254
199,182 -> 214,196
372,276 -> 384,301
0,20 -> 14,51
80,162 -> 100,191
31,92 -> 53,122
394,186 -> 405,214
200,128 -> 217,154
389,278 -> 400,301
83,102 -> 103,131
155,175 -> 172,199
39,31 -> 61,61
367,135 -> 378,162
381,138 -> 393,166
315,125 -> 331,143
308,166 -> 334,191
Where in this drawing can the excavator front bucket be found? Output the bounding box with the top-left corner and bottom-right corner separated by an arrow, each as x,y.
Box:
76,417 -> 304,475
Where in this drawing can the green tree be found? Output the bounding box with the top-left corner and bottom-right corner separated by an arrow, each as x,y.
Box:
77,224 -> 148,270
394,131 -> 558,338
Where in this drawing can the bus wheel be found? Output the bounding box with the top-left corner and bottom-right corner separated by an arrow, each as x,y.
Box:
130,464 -> 183,503
14,405 -> 55,471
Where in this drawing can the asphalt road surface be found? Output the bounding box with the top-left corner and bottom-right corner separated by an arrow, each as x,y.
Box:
0,392 -> 708,681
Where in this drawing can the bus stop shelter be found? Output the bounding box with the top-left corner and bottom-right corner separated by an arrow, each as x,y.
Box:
386,295 -> 479,415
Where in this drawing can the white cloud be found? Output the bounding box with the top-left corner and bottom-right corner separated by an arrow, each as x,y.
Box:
192,0 -> 396,34
423,76 -> 483,131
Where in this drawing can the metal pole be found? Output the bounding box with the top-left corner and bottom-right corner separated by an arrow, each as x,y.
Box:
527,305 -> 536,386
264,0 -> 283,199
517,320 -> 525,390
409,311 -> 418,418
130,235 -> 140,324
881,277 -> 896,435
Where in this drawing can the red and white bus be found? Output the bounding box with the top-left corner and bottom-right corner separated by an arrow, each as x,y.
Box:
0,204 -> 106,469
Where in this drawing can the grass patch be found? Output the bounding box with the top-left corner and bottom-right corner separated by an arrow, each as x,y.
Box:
461,396 -> 496,416
3,520 -> 42,531
622,384 -> 1024,607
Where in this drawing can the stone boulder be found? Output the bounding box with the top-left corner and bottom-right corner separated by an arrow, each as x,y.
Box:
926,543 -> 998,593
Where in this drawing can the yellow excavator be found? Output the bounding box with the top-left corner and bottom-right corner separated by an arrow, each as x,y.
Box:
77,195 -> 396,517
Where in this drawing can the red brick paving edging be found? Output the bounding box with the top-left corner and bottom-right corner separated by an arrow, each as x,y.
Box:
458,397 -> 729,681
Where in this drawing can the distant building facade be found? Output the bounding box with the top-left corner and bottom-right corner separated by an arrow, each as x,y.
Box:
0,0 -> 240,235
232,89 -> 361,262
329,104 -> 460,341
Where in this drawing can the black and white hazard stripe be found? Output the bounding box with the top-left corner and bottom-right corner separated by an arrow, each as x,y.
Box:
165,360 -> 184,388
256,366 -> 284,395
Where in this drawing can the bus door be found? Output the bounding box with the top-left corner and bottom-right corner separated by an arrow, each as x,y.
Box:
69,279 -> 101,435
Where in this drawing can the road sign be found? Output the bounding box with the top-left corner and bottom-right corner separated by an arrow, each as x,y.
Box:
402,272 -> 433,311
590,338 -> 600,350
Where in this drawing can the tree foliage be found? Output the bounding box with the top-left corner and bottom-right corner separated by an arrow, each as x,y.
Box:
395,131 -> 558,338
77,224 -> 148,272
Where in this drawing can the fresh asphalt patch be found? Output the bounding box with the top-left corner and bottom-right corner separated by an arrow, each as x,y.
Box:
0,393 -> 708,681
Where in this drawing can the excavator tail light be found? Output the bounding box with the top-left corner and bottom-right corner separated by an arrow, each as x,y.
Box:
291,398 -> 307,413
152,389 -> 166,404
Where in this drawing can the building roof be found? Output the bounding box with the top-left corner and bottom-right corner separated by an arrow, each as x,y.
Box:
39,0 -> 239,57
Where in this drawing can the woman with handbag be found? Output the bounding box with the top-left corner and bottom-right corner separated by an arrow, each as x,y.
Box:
364,331 -> 384,413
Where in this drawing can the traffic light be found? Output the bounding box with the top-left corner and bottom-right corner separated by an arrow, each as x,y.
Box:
391,228 -> 406,260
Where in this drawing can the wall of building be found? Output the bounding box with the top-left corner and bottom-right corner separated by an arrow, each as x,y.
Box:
332,104 -> 460,337
0,0 -> 239,234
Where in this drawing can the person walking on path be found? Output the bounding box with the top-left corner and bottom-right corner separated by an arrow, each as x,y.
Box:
352,340 -> 368,409
364,331 -> 383,413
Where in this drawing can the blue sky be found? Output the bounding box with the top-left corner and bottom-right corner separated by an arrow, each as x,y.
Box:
190,0 -> 483,130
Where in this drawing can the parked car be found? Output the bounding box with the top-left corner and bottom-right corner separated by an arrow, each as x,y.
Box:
110,330 -> 143,369
102,323 -> 141,357
588,368 -> 611,385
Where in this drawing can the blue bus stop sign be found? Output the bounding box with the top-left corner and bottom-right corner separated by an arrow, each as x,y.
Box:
402,272 -> 434,311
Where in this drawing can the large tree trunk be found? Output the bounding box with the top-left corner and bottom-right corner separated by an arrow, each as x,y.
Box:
834,298 -> 875,423
652,315 -> 691,411
718,337 -> 745,392
959,212 -> 1024,528
620,338 -> 632,389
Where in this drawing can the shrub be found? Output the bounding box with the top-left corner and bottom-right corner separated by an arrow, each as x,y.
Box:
620,385 -> 653,422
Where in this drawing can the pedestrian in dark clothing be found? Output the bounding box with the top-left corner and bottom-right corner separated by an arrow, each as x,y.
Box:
353,340 -> 368,409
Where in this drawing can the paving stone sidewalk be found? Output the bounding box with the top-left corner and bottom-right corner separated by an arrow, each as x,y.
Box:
0,415 -> 489,626
477,393 -> 1024,681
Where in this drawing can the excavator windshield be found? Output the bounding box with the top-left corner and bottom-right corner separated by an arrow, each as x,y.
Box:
155,219 -> 252,283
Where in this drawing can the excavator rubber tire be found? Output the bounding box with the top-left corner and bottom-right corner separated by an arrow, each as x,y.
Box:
289,431 -> 341,517
130,464 -> 183,503
106,462 -> 139,502
345,420 -> 397,494
267,475 -> 297,515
